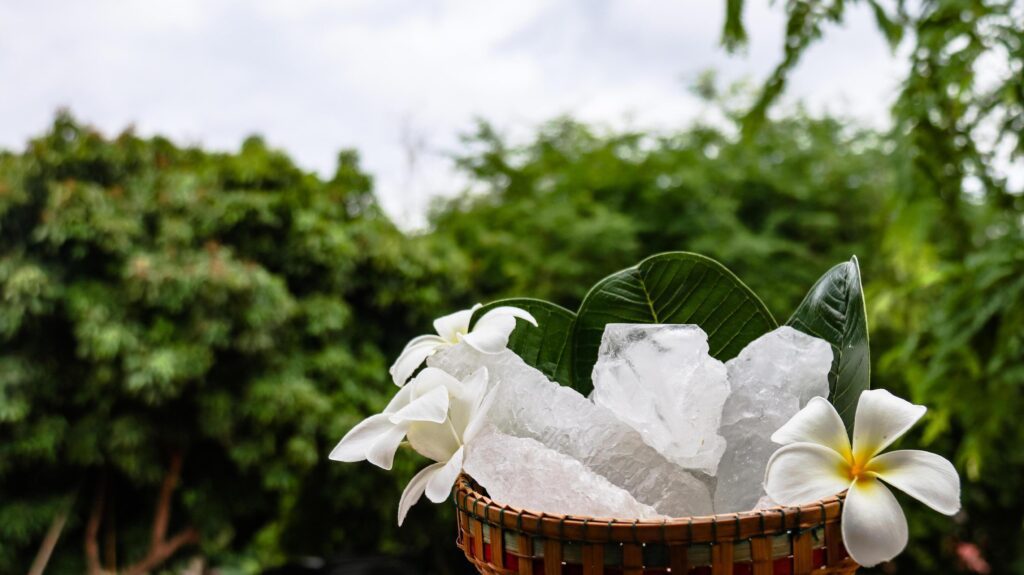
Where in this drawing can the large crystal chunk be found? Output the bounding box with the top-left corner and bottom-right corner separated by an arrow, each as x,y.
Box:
591,324 -> 730,475
713,326 -> 833,513
429,344 -> 713,517
463,426 -> 665,519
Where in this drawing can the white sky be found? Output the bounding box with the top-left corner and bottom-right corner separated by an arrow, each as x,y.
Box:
0,0 -> 906,227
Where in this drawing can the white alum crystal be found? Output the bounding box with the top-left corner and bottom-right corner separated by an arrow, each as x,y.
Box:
428,344 -> 714,518
714,326 -> 833,513
752,495 -> 780,511
591,324 -> 730,475
464,427 -> 665,519
429,324 -> 832,518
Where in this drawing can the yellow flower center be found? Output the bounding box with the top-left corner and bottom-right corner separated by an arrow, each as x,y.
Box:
848,462 -> 866,480
846,455 -> 877,481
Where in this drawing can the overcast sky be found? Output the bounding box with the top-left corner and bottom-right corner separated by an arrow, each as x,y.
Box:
0,0 -> 905,227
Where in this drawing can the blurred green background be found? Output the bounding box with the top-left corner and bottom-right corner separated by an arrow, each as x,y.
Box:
2,1 -> 1022,574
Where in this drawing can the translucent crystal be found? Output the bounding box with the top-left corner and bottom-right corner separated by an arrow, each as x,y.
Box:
713,326 -> 833,513
463,426 -> 665,519
753,495 -> 779,510
429,344 -> 713,517
591,324 -> 729,475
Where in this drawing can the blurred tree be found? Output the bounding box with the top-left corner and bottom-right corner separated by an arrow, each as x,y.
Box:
721,0 -> 1022,171
431,96 -> 892,317
0,113 -> 469,573
721,0 -> 1024,571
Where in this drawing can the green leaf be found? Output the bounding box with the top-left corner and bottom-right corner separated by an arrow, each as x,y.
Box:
470,298 -> 576,386
721,0 -> 748,52
786,256 -> 870,430
867,0 -> 904,49
571,252 -> 777,394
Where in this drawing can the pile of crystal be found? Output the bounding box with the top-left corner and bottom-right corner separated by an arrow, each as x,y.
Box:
428,344 -> 709,519
593,324 -> 833,513
428,323 -> 832,518
591,324 -> 729,476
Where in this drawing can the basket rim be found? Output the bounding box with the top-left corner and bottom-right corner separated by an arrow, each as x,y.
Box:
455,474 -> 846,544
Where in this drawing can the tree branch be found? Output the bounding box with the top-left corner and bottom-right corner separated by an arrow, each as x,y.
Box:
104,483 -> 118,573
122,527 -> 199,575
84,473 -> 106,575
150,451 -> 182,550
122,451 -> 199,575
28,496 -> 74,575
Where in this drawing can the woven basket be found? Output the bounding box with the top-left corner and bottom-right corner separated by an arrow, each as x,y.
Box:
454,475 -> 858,575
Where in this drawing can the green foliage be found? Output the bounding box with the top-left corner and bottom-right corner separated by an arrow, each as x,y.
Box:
0,113 -> 470,573
432,113 -> 889,314
721,0 -> 748,51
787,257 -> 870,430
723,0 -> 1024,571
471,252 -> 778,395
724,0 -> 1023,162
470,299 -> 576,386
572,252 -> 776,393
875,234 -> 1024,573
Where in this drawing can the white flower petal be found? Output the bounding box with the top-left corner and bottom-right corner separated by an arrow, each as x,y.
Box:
464,383 -> 500,445
389,386 -> 450,425
448,367 -> 489,435
389,335 -> 446,387
871,450 -> 961,515
397,461 -> 445,526
477,306 -> 538,328
425,446 -> 464,503
771,396 -> 852,457
383,383 -> 415,414
407,420 -> 461,462
842,476 -> 908,567
461,367 -> 490,406
433,305 -> 480,342
852,389 -> 927,463
328,413 -> 394,462
460,305 -> 536,354
408,367 -> 461,396
365,422 -> 410,470
461,315 -> 516,354
764,442 -> 852,506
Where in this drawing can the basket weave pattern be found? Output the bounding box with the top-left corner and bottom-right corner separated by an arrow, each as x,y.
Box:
455,475 -> 859,575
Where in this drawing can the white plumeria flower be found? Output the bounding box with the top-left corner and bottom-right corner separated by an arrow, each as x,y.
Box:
389,304 -> 537,387
764,389 -> 961,567
329,366 -> 497,525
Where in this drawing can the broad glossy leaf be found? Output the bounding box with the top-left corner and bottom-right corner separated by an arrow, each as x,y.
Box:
787,256 -> 870,430
572,252 -> 777,394
470,298 -> 576,386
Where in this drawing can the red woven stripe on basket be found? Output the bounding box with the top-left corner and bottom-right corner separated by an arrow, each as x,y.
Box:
476,540 -> 830,574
